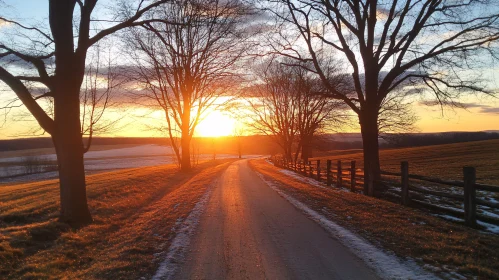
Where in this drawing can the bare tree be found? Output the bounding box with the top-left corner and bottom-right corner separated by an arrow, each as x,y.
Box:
378,92 -> 418,136
244,62 -> 300,161
243,61 -> 344,162
126,0 -> 254,171
0,0 -> 172,224
292,66 -> 346,162
81,47 -> 123,153
232,124 -> 246,159
263,0 -> 499,194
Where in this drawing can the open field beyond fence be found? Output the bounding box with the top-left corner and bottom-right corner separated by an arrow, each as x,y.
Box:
312,139 -> 499,186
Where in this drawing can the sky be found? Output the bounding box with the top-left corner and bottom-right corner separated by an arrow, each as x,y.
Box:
0,0 -> 498,139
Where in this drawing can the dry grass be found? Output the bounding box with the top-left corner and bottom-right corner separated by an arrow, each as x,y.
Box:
0,159 -> 234,279
251,159 -> 499,279
312,139 -> 499,185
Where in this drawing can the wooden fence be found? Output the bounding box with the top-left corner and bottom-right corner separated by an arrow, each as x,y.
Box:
271,157 -> 499,228
274,158 -> 365,192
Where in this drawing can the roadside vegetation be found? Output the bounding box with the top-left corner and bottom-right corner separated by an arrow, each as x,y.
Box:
0,159 -> 234,279
250,159 -> 499,279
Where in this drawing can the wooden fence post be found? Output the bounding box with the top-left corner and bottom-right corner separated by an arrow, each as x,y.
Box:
401,161 -> 409,206
463,167 -> 477,227
350,161 -> 356,192
337,160 -> 342,188
317,160 -> 321,181
326,160 -> 332,186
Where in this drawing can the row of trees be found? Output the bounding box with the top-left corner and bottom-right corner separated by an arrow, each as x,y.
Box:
260,0 -> 499,193
242,62 -> 346,163
0,0 -> 255,224
0,0 -> 498,224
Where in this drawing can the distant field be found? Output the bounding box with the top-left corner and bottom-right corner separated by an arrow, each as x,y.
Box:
0,144 -> 144,159
312,139 -> 499,185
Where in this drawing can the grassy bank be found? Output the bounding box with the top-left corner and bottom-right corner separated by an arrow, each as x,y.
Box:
0,159 -> 234,279
251,159 -> 499,279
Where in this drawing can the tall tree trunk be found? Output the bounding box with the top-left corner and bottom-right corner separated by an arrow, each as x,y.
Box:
294,141 -> 301,163
301,136 -> 312,163
181,136 -> 191,170
180,112 -> 191,171
237,138 -> 242,159
359,107 -> 381,196
48,1 -> 91,225
285,142 -> 293,162
180,94 -> 192,170
53,89 -> 92,225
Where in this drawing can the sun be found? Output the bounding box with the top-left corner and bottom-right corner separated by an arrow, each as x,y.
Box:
196,110 -> 235,137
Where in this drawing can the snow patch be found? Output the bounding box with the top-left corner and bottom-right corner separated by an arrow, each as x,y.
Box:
0,171 -> 59,183
257,172 -> 441,280
279,169 -> 325,189
478,221 -> 499,234
152,180 -> 216,280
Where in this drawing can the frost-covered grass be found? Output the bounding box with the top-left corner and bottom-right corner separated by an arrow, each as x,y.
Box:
251,159 -> 499,279
279,169 -> 325,189
0,160 -> 233,279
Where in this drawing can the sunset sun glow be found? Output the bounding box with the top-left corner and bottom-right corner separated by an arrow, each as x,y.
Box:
196,111 -> 236,137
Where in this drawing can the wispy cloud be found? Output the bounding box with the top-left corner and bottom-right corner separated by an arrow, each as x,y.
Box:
0,18 -> 11,28
480,107 -> 499,114
419,100 -> 499,114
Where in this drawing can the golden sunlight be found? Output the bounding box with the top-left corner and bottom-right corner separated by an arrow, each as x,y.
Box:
196,110 -> 236,137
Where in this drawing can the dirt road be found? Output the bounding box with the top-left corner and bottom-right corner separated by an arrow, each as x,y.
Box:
175,160 -> 378,279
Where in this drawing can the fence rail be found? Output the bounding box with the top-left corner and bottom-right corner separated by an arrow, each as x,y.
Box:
271,157 -> 499,228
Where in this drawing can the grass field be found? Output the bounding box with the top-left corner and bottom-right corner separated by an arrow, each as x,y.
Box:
251,159 -> 499,279
0,159 -> 234,279
312,139 -> 499,185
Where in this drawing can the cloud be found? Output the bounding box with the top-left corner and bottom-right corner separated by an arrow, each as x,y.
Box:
419,100 -> 482,108
419,100 -> 499,114
480,107 -> 499,114
376,8 -> 390,20
0,18 -> 11,28
0,53 -> 55,69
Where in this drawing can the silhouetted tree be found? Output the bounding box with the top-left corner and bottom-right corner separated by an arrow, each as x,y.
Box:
232,125 -> 245,159
245,61 -> 344,161
263,0 -> 499,194
81,47 -> 124,152
245,63 -> 300,161
292,67 -> 346,162
0,0 -> 171,224
126,0 -> 254,171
